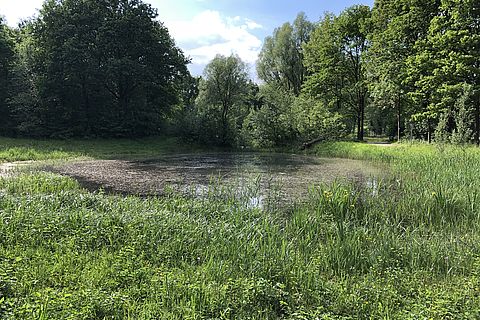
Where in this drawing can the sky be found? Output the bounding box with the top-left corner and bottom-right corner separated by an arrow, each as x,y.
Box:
0,0 -> 374,76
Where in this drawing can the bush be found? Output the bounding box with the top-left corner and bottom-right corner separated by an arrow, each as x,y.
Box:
292,96 -> 347,142
240,84 -> 296,148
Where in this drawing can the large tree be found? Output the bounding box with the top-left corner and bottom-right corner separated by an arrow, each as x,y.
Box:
368,0 -> 441,141
95,0 -> 189,135
408,0 -> 480,144
257,12 -> 314,96
13,0 -> 189,137
304,6 -> 371,141
197,54 -> 249,145
0,17 -> 15,134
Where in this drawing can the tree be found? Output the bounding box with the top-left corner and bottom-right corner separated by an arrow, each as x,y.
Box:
31,0 -> 106,136
257,12 -> 314,96
241,83 -> 296,148
0,17 -> 15,134
196,54 -> 249,145
180,75 -> 200,111
304,6 -> 371,141
14,0 -> 189,137
368,0 -> 441,141
303,13 -> 344,113
94,0 -> 189,135
7,21 -> 44,137
450,84 -> 474,145
409,0 -> 480,144
292,96 -> 346,144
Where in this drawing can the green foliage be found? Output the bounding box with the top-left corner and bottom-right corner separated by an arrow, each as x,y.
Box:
292,96 -> 346,142
2,0 -> 480,146
7,0 -> 189,138
257,12 -> 314,96
241,84 -> 295,148
3,142 -> 480,317
406,0 -> 480,142
0,18 -> 15,135
302,13 -> 340,108
368,0 -> 440,139
194,54 -> 249,146
304,6 -> 371,141
434,85 -> 475,145
451,85 -> 474,145
434,112 -> 451,144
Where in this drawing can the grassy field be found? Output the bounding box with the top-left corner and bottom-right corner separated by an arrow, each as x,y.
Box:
1,138 -> 480,318
0,136 -> 207,162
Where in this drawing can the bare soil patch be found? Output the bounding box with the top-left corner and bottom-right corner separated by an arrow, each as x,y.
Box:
44,153 -> 382,199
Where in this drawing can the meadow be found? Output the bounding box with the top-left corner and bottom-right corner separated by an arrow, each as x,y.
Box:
0,137 -> 209,162
1,138 -> 480,319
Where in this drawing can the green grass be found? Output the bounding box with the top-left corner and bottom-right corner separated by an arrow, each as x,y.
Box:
0,136 -> 206,163
1,140 -> 480,318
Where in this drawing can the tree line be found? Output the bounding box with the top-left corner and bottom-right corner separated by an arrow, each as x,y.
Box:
1,0 -> 479,146
0,0 -> 189,137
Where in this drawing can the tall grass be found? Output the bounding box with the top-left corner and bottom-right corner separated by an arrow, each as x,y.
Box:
1,142 -> 480,318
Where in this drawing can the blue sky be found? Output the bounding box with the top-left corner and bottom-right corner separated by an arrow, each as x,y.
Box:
1,0 -> 374,76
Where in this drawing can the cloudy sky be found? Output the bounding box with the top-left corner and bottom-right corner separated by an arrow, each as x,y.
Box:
0,0 -> 374,76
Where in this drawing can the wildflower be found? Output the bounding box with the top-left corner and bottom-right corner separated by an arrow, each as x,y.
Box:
432,192 -> 437,197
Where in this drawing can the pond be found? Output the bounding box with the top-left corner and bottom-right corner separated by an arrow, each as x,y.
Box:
47,153 -> 382,208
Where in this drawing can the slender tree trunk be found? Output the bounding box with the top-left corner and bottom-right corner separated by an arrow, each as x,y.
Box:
397,95 -> 401,143
475,93 -> 480,146
427,119 -> 432,143
357,93 -> 365,141
221,103 -> 229,145
356,111 -> 362,141
360,98 -> 365,141
81,79 -> 92,135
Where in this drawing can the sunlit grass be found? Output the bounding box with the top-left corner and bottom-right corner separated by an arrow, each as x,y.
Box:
0,136 -> 205,163
1,141 -> 480,318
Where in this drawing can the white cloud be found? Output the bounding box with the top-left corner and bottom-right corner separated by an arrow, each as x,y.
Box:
164,10 -> 263,69
245,19 -> 263,30
0,1 -> 262,77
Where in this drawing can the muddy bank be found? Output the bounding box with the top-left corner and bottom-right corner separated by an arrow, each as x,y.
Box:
45,153 -> 382,201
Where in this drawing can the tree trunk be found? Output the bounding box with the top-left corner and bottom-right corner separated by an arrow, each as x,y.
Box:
397,95 -> 401,143
427,119 -> 432,143
357,94 -> 365,141
475,94 -> 480,146
221,103 -> 229,145
301,137 -> 324,150
361,100 -> 365,141
81,79 -> 92,135
356,112 -> 362,141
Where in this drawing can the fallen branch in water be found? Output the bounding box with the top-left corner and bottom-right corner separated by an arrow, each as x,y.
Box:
301,137 -> 324,150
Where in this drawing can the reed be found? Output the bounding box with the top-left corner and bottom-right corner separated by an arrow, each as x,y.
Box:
1,141 -> 479,318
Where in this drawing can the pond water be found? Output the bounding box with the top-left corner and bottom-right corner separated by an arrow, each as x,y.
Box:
48,153 -> 382,208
